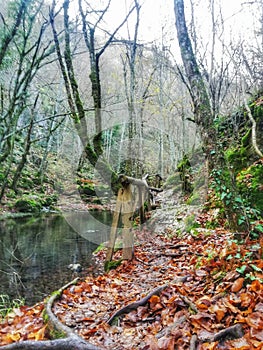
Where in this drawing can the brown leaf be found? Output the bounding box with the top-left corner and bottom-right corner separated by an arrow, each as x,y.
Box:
246,312 -> 263,330
209,303 -> 227,322
250,327 -> 263,341
231,277 -> 245,292
157,336 -> 175,350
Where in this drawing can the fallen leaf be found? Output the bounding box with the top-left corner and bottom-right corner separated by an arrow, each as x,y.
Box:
246,312 -> 263,330
231,277 -> 245,292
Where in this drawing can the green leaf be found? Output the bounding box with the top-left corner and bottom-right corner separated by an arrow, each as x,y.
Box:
250,264 -> 262,272
236,265 -> 247,274
255,224 -> 263,233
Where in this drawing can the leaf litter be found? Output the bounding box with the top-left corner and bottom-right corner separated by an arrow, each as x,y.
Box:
0,223 -> 263,349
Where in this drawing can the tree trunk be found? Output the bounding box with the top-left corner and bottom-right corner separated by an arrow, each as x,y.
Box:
173,0 -> 216,164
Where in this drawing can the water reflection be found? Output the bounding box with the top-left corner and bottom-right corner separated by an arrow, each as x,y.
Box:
0,212 -> 111,305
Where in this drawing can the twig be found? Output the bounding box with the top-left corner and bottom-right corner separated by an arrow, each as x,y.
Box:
178,294 -> 198,314
189,334 -> 198,350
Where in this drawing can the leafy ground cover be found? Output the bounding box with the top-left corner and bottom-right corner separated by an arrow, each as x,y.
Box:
0,221 -> 263,349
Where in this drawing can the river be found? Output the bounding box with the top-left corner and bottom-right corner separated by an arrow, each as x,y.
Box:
0,211 -> 112,305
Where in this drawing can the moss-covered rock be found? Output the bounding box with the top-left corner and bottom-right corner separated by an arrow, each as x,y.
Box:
14,195 -> 42,213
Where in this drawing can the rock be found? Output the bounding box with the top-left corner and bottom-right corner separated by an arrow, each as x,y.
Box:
68,263 -> 82,273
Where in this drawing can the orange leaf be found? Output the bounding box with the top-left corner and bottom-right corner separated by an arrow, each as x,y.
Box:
249,279 -> 262,292
240,293 -> 252,308
35,325 -> 47,341
231,277 -> 244,292
2,332 -> 21,344
74,286 -> 84,293
149,295 -> 160,305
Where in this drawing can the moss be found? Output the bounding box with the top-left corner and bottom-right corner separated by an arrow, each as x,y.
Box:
225,146 -> 250,173
186,191 -> 202,205
241,129 -> 251,147
104,259 -> 123,272
236,160 -> 263,213
184,214 -> 200,233
14,195 -> 42,213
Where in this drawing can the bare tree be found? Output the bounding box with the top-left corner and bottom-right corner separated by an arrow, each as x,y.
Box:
173,0 -> 214,161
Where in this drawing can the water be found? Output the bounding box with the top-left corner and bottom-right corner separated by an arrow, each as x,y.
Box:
0,211 -> 112,305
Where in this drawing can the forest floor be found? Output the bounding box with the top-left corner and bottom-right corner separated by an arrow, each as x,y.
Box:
0,190 -> 263,349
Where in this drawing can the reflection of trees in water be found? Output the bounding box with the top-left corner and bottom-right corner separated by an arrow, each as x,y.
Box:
0,214 -> 101,305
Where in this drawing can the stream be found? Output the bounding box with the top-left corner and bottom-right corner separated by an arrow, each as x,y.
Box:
0,211 -> 112,305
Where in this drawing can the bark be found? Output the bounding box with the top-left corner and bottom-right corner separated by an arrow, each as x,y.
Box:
0,0 -> 27,67
244,97 -> 263,158
173,0 -> 216,162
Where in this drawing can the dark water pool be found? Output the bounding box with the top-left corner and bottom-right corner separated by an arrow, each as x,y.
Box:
0,211 -> 112,305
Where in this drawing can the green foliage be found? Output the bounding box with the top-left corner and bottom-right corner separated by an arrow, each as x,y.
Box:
0,294 -> 24,319
104,259 -> 123,272
93,242 -> 106,254
236,160 -> 263,214
184,214 -> 200,233
225,146 -> 250,173
210,167 -> 262,232
13,195 -> 42,213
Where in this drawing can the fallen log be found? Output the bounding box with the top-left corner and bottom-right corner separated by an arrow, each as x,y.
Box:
0,278 -> 102,350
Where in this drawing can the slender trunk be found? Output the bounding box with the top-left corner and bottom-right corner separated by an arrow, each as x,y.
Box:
174,0 -> 216,167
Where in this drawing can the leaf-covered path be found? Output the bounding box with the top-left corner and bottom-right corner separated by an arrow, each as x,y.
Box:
0,223 -> 263,349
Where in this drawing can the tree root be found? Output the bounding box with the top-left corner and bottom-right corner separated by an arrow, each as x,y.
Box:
107,284 -> 168,325
107,276 -> 188,325
197,323 -> 244,347
0,278 -> 102,350
211,323 -> 244,342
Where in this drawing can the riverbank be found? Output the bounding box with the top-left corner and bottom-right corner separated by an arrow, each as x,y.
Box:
0,184 -> 263,349
0,219 -> 262,349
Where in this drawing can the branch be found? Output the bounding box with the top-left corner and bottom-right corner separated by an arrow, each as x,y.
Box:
244,98 -> 263,158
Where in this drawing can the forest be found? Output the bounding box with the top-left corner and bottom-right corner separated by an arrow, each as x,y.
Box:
0,0 -> 263,349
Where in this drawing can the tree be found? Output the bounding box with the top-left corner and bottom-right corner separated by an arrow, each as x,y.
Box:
173,0 -> 219,177
50,0 -> 137,191
0,0 -> 56,199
